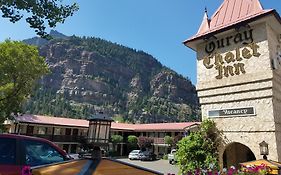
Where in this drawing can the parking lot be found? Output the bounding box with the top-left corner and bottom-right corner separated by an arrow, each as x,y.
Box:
116,158 -> 179,175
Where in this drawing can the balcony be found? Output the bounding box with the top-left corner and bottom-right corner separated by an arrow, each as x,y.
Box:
28,134 -> 86,143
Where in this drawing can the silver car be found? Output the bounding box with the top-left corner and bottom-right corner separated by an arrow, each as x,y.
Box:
128,150 -> 141,160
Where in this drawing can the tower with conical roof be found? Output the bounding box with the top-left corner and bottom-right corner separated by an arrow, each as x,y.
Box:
184,0 -> 281,168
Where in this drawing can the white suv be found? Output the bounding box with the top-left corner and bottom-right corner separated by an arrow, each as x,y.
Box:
168,149 -> 177,164
128,150 -> 141,160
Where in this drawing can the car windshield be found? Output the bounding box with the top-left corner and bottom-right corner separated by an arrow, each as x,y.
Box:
24,140 -> 65,166
131,150 -> 139,153
0,138 -> 16,165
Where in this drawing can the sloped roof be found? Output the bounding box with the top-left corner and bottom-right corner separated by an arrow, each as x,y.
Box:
15,114 -> 89,128
111,122 -> 200,131
15,114 -> 200,132
111,123 -> 135,131
184,0 -> 274,46
135,122 -> 199,131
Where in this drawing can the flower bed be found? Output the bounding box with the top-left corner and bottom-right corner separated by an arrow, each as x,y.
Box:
168,164 -> 272,175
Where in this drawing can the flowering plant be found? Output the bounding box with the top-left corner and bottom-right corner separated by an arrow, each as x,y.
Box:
21,166 -> 32,175
238,163 -> 271,175
168,163 -> 271,175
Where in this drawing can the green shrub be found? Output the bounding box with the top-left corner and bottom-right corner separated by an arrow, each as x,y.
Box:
164,136 -> 173,147
176,119 -> 222,174
127,135 -> 138,146
110,134 -> 123,144
162,154 -> 168,160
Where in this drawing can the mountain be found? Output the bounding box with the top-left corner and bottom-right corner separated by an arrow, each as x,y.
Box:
23,30 -> 67,47
23,31 -> 199,123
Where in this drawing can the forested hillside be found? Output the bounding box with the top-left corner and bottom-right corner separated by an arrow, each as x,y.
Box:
23,31 -> 199,123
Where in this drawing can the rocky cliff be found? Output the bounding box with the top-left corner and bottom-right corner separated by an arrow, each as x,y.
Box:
23,32 -> 199,123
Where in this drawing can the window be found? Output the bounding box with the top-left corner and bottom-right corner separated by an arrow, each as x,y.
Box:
81,129 -> 88,136
24,140 -> 64,166
38,127 -> 47,135
70,144 -> 77,153
26,126 -> 34,135
72,129 -> 78,136
0,138 -> 16,165
54,128 -> 61,135
65,128 -> 71,135
159,133 -> 165,138
166,132 -> 171,136
63,144 -> 69,153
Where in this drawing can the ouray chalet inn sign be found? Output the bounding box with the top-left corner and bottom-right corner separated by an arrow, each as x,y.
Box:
202,28 -> 261,79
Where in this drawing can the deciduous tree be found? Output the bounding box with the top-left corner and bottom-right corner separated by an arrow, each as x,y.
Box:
164,135 -> 173,147
0,0 -> 78,38
137,136 -> 153,151
110,134 -> 123,152
0,40 -> 49,127
127,135 -> 138,151
111,134 -> 123,144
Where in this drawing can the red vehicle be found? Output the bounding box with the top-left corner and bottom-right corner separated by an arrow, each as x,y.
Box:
0,134 -> 70,175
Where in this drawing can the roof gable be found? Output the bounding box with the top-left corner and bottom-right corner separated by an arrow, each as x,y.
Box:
185,0 -> 273,47
209,0 -> 263,31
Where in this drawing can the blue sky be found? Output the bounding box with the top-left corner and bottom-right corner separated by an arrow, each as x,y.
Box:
0,0 -> 280,84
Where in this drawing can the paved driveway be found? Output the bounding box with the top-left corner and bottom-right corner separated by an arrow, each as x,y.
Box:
116,158 -> 179,175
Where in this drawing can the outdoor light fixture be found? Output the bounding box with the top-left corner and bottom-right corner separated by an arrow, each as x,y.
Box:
259,141 -> 269,160
87,112 -> 113,149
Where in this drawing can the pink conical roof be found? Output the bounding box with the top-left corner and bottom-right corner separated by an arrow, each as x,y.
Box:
197,10 -> 210,35
209,0 -> 264,30
184,0 -> 274,46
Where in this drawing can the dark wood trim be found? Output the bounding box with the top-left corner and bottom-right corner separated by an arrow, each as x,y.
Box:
52,127 -> 55,141
105,125 -> 109,142
14,123 -> 18,133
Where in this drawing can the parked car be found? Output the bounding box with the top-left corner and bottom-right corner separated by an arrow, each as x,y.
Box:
168,149 -> 177,164
0,134 -> 71,175
128,150 -> 142,160
139,151 -> 157,161
69,153 -> 80,160
78,148 -> 107,158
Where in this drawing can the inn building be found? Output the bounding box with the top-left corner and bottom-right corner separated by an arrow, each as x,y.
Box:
4,114 -> 199,156
184,0 -> 281,168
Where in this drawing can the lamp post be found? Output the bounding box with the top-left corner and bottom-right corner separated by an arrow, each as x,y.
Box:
259,141 -> 269,160
87,112 -> 113,159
